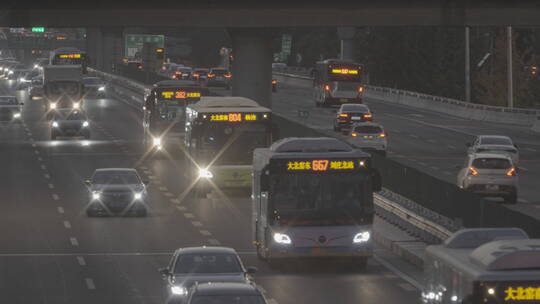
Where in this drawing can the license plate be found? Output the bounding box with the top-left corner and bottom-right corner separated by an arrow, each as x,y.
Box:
364,135 -> 373,139
486,185 -> 499,191
351,117 -> 361,121
340,98 -> 348,102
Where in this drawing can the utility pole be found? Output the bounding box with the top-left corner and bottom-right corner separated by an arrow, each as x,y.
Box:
465,27 -> 471,102
507,26 -> 514,108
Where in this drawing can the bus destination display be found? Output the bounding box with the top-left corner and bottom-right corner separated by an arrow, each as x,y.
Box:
331,68 -> 359,75
286,159 -> 361,171
57,54 -> 82,59
160,90 -> 201,100
204,113 -> 269,122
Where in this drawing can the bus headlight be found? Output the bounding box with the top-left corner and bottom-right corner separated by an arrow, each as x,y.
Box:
52,121 -> 59,128
73,103 -> 80,109
92,191 -> 101,200
198,168 -> 213,179
273,233 -> 292,245
134,192 -> 142,200
13,113 -> 21,118
353,231 -> 371,243
171,286 -> 187,295
50,103 -> 57,109
152,137 -> 161,147
82,121 -> 89,127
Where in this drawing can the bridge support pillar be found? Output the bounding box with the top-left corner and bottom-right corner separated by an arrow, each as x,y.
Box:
101,27 -> 124,74
86,28 -> 103,70
228,28 -> 275,108
337,27 -> 356,61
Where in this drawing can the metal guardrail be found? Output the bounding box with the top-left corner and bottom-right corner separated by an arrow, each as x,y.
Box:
92,67 -> 455,243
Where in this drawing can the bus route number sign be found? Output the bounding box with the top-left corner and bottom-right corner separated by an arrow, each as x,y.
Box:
160,90 -> 201,100
286,159 -> 356,171
58,54 -> 81,59
209,113 -> 258,122
331,68 -> 359,75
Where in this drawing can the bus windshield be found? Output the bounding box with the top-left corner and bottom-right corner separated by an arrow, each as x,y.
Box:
198,123 -> 269,165
151,103 -> 185,133
268,172 -> 372,226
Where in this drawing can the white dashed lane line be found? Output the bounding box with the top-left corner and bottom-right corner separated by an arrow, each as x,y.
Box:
85,278 -> 96,290
164,192 -> 174,197
70,237 -> 79,247
44,174 -> 50,179
208,239 -> 221,245
77,256 -> 87,266
37,156 -> 43,161
176,206 -> 187,211
409,134 -> 419,139
183,213 -> 195,219
63,221 -> 72,229
525,148 -> 537,152
170,198 -> 180,204
199,230 -> 212,236
426,139 -> 437,144
57,207 -> 65,214
34,150 -> 40,155
48,183 -> 55,189
40,165 -> 46,170
52,194 -> 60,200
191,221 -> 203,227
158,186 -> 168,191
447,145 -> 456,149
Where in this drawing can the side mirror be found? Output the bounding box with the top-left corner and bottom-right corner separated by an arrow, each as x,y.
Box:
84,179 -> 92,186
158,267 -> 170,277
246,266 -> 258,274
465,143 -> 472,147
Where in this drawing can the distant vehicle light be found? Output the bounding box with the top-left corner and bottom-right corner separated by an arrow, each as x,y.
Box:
52,121 -> 59,128
171,286 -> 187,295
98,86 -> 105,91
73,103 -> 80,109
92,191 -> 101,200
353,231 -> 371,243
273,233 -> 292,244
49,103 -> 57,109
134,192 -> 143,200
198,168 -> 213,179
379,132 -> 386,138
13,113 -> 21,118
152,137 -> 161,147
82,121 -> 89,127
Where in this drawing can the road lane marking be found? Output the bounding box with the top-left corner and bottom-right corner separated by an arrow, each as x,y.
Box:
52,194 -> 60,200
48,183 -> 55,189
199,230 -> 212,236
184,213 -> 195,219
518,199 -> 530,204
426,139 -> 437,144
192,221 -> 203,227
409,134 -> 419,139
40,165 -> 46,170
44,174 -> 50,179
34,150 -> 40,155
526,148 -> 537,152
176,206 -> 187,211
64,221 -> 71,229
398,283 -> 418,291
164,192 -> 174,197
418,162 -> 427,166
57,207 -> 64,214
208,239 -> 221,245
443,171 -> 452,175
159,186 -> 168,191
77,256 -> 86,266
170,198 -> 180,204
70,237 -> 79,247
38,157 -> 43,161
32,143 -> 36,147
85,278 -> 96,290
148,175 -> 156,180
430,166 -> 439,170
139,166 -> 148,170
447,145 -> 456,149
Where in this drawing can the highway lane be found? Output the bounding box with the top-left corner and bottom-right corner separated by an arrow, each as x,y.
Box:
0,78 -> 421,304
240,80 -> 540,208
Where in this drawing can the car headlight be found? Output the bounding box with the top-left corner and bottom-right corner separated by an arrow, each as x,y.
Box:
98,86 -> 105,91
353,231 -> 371,243
198,168 -> 213,179
134,192 -> 142,200
92,191 -> 101,200
82,121 -> 89,127
52,121 -> 59,128
73,103 -> 80,109
34,65 -> 39,69
152,137 -> 161,146
50,103 -> 57,109
13,113 -> 21,118
8,70 -> 13,75
171,286 -> 187,295
273,233 -> 292,244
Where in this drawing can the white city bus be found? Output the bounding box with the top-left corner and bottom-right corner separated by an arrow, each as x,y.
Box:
252,137 -> 381,269
423,228 -> 540,304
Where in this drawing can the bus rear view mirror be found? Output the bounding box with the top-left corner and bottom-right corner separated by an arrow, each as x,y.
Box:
371,169 -> 382,192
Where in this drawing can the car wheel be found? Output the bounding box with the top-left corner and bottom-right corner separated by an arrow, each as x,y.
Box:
505,192 -> 518,204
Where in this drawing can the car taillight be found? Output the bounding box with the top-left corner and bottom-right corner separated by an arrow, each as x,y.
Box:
468,167 -> 479,176
364,113 -> 373,119
272,79 -> 277,84
358,86 -> 364,93
339,114 -> 349,118
351,132 -> 358,137
208,73 -> 215,78
324,84 -> 331,91
193,73 -> 199,77
506,168 -> 517,176
379,132 -> 386,138
225,74 -> 232,78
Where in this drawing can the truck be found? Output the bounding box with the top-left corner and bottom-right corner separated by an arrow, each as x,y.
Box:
43,65 -> 84,112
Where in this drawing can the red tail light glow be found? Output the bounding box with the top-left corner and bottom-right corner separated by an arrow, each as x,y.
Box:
468,167 -> 479,176
324,84 -> 331,91
506,168 -> 517,176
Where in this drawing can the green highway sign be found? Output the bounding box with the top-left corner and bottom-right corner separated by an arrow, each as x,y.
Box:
125,34 -> 165,58
32,27 -> 45,33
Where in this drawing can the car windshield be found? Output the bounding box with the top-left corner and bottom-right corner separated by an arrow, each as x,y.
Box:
173,253 -> 242,274
83,78 -> 103,85
472,158 -> 512,169
342,105 -> 368,112
0,97 -> 18,105
92,172 -> 141,184
191,295 -> 265,304
354,125 -> 382,134
269,173 -> 372,226
480,137 -> 513,145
